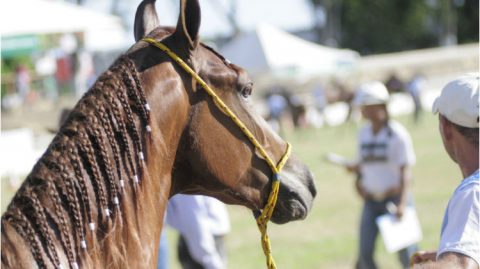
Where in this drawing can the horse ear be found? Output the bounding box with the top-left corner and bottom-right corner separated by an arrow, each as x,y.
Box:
173,0 -> 201,50
134,0 -> 160,42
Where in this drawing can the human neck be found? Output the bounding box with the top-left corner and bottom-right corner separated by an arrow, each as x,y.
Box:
371,119 -> 387,134
454,141 -> 479,179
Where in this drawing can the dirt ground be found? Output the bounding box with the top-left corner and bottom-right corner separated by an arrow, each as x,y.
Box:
2,96 -> 78,133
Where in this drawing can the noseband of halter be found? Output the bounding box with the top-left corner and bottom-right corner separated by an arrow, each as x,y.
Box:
142,37 -> 290,269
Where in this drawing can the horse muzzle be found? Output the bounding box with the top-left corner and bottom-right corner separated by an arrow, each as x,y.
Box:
271,160 -> 316,224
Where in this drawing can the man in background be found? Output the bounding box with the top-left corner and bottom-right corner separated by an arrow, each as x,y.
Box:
166,194 -> 230,269
346,81 -> 418,269
412,73 -> 479,269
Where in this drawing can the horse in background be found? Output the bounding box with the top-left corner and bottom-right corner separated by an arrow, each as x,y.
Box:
1,0 -> 316,268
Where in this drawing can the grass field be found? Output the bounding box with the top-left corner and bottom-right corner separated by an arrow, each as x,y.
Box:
165,112 -> 459,269
1,111 -> 459,269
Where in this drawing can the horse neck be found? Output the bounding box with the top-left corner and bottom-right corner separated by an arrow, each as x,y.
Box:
1,56 -> 185,269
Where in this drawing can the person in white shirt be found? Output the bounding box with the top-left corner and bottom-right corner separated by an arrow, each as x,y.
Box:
346,81 -> 418,269
166,194 -> 230,269
412,73 -> 479,269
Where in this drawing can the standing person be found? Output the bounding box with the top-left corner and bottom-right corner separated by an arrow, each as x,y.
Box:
385,73 -> 404,93
74,50 -> 95,98
15,64 -> 31,103
166,194 -> 230,269
406,74 -> 425,124
312,84 -> 328,127
266,89 -> 288,133
346,81 -> 418,269
412,73 -> 479,269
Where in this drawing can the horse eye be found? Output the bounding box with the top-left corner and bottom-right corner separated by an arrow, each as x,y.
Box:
240,83 -> 253,98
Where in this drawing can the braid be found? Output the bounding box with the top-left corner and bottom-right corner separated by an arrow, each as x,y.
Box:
59,159 -> 86,252
125,59 -> 151,125
114,82 -> 145,166
47,180 -> 83,268
86,113 -> 120,214
77,130 -> 109,219
96,102 -> 124,196
4,209 -> 48,269
69,141 -> 94,235
43,182 -> 76,267
43,156 -> 85,254
23,192 -> 63,268
121,64 -> 150,128
2,56 -> 154,268
102,87 -> 138,185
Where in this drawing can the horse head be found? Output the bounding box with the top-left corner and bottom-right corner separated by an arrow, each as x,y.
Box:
1,1 -> 316,268
131,0 -> 316,224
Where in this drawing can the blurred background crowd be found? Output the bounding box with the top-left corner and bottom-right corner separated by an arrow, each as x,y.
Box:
1,0 -> 478,268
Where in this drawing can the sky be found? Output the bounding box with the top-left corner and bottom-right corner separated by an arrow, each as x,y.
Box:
83,0 -> 316,39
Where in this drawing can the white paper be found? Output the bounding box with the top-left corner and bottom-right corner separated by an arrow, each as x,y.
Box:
376,207 -> 422,253
324,152 -> 353,166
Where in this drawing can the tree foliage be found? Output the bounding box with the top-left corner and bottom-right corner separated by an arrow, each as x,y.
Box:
456,0 -> 479,44
311,0 -> 478,54
340,0 -> 436,54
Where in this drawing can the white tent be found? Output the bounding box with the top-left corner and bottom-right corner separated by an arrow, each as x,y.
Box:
220,24 -> 359,76
1,0 -> 128,51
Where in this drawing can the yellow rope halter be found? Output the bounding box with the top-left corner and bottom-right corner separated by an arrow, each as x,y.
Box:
142,37 -> 291,269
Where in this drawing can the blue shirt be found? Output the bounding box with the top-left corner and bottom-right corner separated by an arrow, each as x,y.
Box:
437,169 -> 480,266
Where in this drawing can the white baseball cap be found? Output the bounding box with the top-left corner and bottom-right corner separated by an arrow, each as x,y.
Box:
353,81 -> 389,107
432,73 -> 479,128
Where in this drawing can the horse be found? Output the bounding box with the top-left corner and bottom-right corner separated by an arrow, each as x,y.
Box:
1,0 -> 316,268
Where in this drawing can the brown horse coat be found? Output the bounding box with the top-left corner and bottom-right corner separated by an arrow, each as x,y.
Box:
1,1 -> 316,268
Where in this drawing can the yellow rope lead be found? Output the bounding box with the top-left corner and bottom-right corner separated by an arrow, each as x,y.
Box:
143,37 -> 291,269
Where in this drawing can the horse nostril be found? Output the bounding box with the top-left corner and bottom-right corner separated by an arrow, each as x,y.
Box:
305,169 -> 317,198
288,189 -> 297,197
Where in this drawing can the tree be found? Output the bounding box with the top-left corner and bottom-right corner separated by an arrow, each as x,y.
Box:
340,0 -> 436,54
456,0 -> 479,44
310,0 -> 343,47
309,0 -> 478,54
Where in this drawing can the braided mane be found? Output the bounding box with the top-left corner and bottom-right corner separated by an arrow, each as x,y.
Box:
2,56 -> 153,269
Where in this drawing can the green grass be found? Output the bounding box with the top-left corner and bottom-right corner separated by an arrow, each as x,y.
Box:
2,112 -> 459,269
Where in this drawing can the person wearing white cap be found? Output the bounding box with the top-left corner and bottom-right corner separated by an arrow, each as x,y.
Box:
412,73 -> 479,269
346,81 -> 418,269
